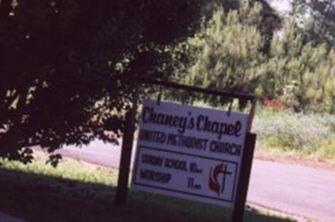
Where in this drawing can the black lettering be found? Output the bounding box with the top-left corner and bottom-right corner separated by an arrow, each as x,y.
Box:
196,115 -> 205,131
164,158 -> 188,171
196,114 -> 244,139
140,169 -> 171,183
234,121 -> 242,137
209,140 -> 241,156
139,129 -> 166,144
141,154 -> 163,167
166,133 -> 208,151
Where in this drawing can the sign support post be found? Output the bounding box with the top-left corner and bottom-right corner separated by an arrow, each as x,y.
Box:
114,91 -> 138,205
231,133 -> 257,222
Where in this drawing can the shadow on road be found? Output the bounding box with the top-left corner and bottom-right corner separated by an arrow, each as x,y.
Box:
0,167 -> 295,222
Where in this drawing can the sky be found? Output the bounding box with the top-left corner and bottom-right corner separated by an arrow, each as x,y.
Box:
266,0 -> 293,15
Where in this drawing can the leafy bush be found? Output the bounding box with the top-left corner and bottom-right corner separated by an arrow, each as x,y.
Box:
253,109 -> 335,155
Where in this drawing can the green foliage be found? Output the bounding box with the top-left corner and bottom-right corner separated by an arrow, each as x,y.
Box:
0,0 -> 209,162
169,1 -> 278,107
184,4 -> 264,91
175,1 -> 276,92
260,21 -> 335,112
292,0 -> 335,47
254,108 -> 335,157
175,2 -> 335,113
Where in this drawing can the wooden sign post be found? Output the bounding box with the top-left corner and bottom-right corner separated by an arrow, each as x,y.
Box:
231,133 -> 256,222
114,91 -> 138,205
114,108 -> 136,205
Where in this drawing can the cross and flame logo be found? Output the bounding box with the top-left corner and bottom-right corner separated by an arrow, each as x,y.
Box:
208,163 -> 232,196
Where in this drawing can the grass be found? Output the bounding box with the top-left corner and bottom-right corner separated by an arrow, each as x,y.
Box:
253,108 -> 335,161
0,152 -> 295,222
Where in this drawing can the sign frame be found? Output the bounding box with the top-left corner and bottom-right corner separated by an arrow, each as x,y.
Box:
131,99 -> 249,207
114,78 -> 257,222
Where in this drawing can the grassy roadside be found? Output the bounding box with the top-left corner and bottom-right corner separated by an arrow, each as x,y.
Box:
0,152 -> 294,222
253,108 -> 335,167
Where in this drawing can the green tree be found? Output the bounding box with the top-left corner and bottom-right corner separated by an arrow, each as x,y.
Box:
0,0 -> 209,163
292,0 -> 335,47
173,0 -> 335,113
260,20 -> 335,112
174,1 -> 279,98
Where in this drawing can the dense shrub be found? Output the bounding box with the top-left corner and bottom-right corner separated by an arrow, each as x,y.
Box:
253,109 -> 335,154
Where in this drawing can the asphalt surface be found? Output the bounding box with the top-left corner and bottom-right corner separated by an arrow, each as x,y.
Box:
248,160 -> 335,222
58,140 -> 335,222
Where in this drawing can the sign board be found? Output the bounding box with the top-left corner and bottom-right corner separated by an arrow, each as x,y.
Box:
131,100 -> 249,207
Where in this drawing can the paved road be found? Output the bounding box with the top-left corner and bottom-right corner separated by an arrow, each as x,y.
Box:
58,140 -> 335,222
248,160 -> 335,222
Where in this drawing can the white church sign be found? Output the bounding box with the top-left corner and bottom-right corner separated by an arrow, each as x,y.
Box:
131,100 -> 249,207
